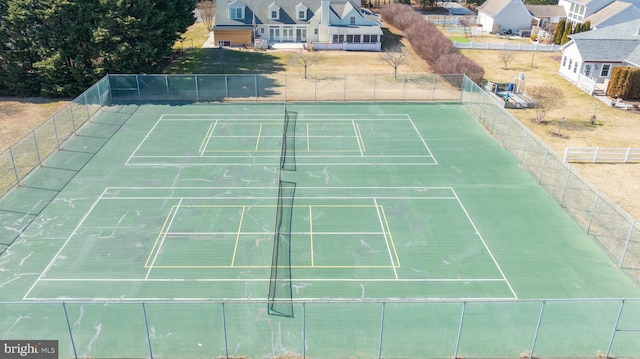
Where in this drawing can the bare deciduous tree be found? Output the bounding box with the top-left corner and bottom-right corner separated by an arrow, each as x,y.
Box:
290,52 -> 322,79
380,44 -> 406,79
527,84 -> 566,123
196,1 -> 216,32
498,50 -> 515,69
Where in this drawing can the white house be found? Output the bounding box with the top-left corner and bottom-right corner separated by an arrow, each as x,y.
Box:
584,1 -> 640,29
559,18 -> 640,90
476,0 -> 534,35
557,0 -> 613,23
212,0 -> 383,51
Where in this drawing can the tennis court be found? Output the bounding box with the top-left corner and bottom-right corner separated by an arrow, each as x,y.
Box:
1,99 -> 640,358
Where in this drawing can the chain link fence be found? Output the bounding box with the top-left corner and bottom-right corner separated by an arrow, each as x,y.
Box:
2,74 -> 640,358
461,76 -> 640,281
0,298 -> 639,359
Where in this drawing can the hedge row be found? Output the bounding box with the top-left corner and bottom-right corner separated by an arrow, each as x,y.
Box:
381,4 -> 484,84
606,66 -> 640,100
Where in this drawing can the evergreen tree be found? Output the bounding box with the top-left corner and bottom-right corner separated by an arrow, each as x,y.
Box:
0,0 -> 196,97
561,20 -> 572,44
554,19 -> 565,45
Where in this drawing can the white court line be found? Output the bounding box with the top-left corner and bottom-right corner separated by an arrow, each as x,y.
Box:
373,197 -> 398,280
200,120 -> 218,157
126,116 -> 165,165
352,119 -> 364,157
22,188 -> 110,300
39,278 -> 506,282
24,296 -> 520,302
451,188 -> 518,299
408,116 -> 438,165
145,198 -> 183,280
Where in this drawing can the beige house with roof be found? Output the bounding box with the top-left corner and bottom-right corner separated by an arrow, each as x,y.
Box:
585,0 -> 640,29
476,0 -> 534,34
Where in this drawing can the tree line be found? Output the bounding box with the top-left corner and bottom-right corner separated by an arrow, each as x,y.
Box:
380,3 -> 484,84
0,0 -> 197,97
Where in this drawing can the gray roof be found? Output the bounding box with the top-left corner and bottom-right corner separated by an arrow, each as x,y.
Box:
584,1 -> 635,26
214,0 -> 362,27
566,18 -> 640,64
477,0 -> 512,16
526,5 -> 566,18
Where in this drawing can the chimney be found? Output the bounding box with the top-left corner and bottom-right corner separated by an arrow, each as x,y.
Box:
321,0 -> 330,25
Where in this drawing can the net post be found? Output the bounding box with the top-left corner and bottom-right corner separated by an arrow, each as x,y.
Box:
453,301 -> 466,359
221,302 -> 229,359
62,302 -> 79,359
529,300 -> 545,358
606,299 -> 625,358
377,302 -> 386,359
164,75 -> 169,95
142,303 -> 154,359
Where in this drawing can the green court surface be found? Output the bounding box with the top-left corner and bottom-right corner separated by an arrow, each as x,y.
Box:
1,102 -> 639,358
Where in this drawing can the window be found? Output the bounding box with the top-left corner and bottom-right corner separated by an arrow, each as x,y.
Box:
350,16 -> 356,25
570,3 -> 575,12
353,35 -> 361,43
229,7 -> 243,20
363,34 -> 371,43
314,28 -> 318,35
601,64 -> 611,77
347,35 -> 354,42
573,62 -> 578,73
584,65 -> 591,77
562,56 -> 567,67
568,58 -> 572,69
296,4 -> 307,20
269,3 -> 280,20
332,34 -> 344,43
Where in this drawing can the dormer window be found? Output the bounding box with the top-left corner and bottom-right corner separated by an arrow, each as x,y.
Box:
350,16 -> 356,24
269,3 -> 280,20
296,3 -> 308,20
228,1 -> 245,20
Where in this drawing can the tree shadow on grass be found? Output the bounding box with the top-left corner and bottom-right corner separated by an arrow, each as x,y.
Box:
167,48 -> 286,74
381,28 -> 404,51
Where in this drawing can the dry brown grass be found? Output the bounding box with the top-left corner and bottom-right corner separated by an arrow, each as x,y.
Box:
0,97 -> 69,151
460,48 -> 640,219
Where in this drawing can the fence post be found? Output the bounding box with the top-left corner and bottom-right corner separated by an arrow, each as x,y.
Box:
136,75 -> 141,102
32,130 -> 42,167
619,219 -> 636,267
9,147 -> 20,187
62,302 -> 79,359
520,131 -> 529,165
593,147 -> 600,163
84,93 -> 91,121
225,75 -> 229,98
314,75 -> 318,103
142,303 -> 154,359
254,74 -> 258,103
343,74 -> 347,102
378,302 -> 386,359
587,191 -> 600,234
373,74 -> 377,102
69,104 -> 77,134
606,299 -> 625,358
624,147 -> 631,163
529,300 -> 545,358
221,303 -> 229,359
478,90 -> 485,120
505,115 -> 512,148
302,302 -> 307,359
165,75 -> 170,95
538,146 -> 548,184
490,104 -> 498,134
432,75 -> 437,101
560,165 -> 572,208
402,77 -> 406,102
453,302 -> 466,359
284,74 -> 287,103
195,75 -> 200,102
53,116 -> 61,149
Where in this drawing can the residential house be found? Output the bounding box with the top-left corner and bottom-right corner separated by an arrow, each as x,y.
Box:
526,5 -> 567,42
558,18 -> 640,93
557,0 -> 612,23
212,0 -> 383,51
476,0 -> 534,35
584,1 -> 640,29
